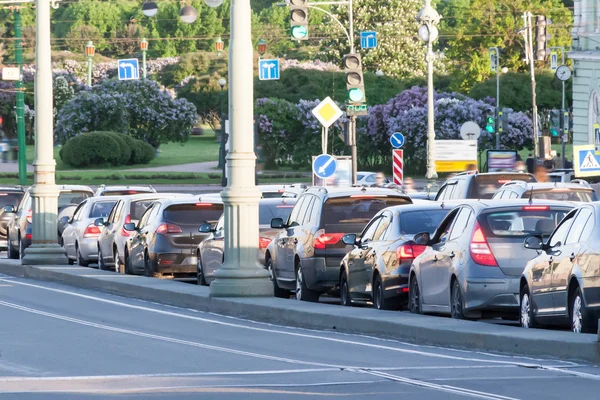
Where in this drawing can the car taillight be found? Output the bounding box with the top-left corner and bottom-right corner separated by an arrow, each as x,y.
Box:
522,206 -> 550,211
396,243 -> 427,263
313,233 -> 344,249
25,233 -> 32,240
83,224 -> 101,238
259,237 -> 272,249
26,209 -> 32,224
195,203 -> 213,207
470,222 -> 497,267
121,214 -> 131,237
156,223 -> 182,235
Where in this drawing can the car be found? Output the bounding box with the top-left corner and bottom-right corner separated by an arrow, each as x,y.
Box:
547,169 -> 576,183
61,196 -> 120,266
94,184 -> 156,197
434,171 -> 537,201
408,200 -> 575,319
96,193 -> 194,273
0,186 -> 26,251
5,185 -> 94,259
123,197 -> 223,279
339,202 -> 452,310
196,197 -> 297,286
266,186 -> 412,301
356,172 -> 390,187
520,203 -> 600,333
493,181 -> 599,202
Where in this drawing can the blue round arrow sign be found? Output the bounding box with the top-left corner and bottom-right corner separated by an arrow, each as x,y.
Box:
390,132 -> 405,148
313,154 -> 338,179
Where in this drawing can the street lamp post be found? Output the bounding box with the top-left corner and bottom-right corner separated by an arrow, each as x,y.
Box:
22,0 -> 68,265
140,38 -> 149,80
376,69 -> 384,104
218,77 -> 227,174
209,0 -> 271,297
85,41 -> 95,87
417,0 -> 441,181
489,47 -> 501,149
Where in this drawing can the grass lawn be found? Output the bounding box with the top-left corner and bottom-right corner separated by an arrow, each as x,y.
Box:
26,133 -> 220,171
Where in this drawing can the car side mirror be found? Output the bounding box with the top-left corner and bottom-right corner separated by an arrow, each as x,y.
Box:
198,223 -> 214,233
59,215 -> 70,225
341,233 -> 357,246
3,205 -> 15,213
94,217 -> 105,227
271,218 -> 285,229
524,235 -> 544,250
413,232 -> 431,246
123,222 -> 136,232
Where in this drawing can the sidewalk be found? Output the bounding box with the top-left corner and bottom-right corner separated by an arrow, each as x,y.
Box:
0,261 -> 598,364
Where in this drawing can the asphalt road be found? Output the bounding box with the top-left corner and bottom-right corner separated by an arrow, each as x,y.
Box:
1,273 -> 600,399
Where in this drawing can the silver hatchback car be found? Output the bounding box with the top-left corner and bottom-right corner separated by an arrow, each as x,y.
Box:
408,200 -> 575,319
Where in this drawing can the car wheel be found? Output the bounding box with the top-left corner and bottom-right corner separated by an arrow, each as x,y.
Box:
98,246 -> 107,271
571,287 -> 594,334
144,251 -> 160,278
197,252 -> 208,286
408,274 -> 422,314
267,258 -> 289,298
340,272 -> 351,306
124,251 -> 132,275
7,237 -> 18,260
76,244 -> 89,267
451,279 -> 466,319
18,237 -> 24,259
295,263 -> 319,302
373,274 -> 395,310
114,247 -> 124,274
520,284 -> 535,329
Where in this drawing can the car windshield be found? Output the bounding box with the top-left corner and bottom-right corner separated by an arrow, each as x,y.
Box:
0,192 -> 23,209
481,207 -> 570,237
163,203 -> 224,225
523,189 -> 598,202
88,201 -> 117,218
58,191 -> 92,208
321,196 -> 410,233
399,209 -> 450,235
101,189 -> 153,196
259,202 -> 296,225
474,175 -> 537,199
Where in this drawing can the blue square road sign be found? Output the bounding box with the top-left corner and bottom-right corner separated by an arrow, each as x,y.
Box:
258,59 -> 280,81
360,31 -> 377,49
118,59 -> 140,80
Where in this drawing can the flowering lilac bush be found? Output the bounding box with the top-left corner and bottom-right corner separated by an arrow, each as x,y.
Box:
280,59 -> 340,72
55,79 -> 197,148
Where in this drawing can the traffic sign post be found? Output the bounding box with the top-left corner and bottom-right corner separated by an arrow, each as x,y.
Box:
313,154 -> 338,181
312,97 -> 343,154
258,59 -> 280,80
393,149 -> 403,186
118,59 -> 140,80
390,132 -> 404,148
360,31 -> 377,49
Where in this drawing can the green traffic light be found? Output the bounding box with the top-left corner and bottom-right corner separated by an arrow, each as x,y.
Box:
348,88 -> 365,103
487,117 -> 494,124
550,129 -> 558,137
291,25 -> 308,39
485,125 -> 495,133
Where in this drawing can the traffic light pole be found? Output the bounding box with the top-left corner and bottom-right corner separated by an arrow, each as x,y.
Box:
551,46 -> 566,167
523,12 -> 540,165
13,7 -> 27,186
489,47 -> 500,149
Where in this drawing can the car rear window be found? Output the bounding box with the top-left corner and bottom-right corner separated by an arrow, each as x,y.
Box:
321,196 -> 410,233
523,189 -> 598,202
474,175 -> 536,199
261,192 -> 284,199
58,191 -> 92,208
0,192 -> 23,208
259,202 -> 296,225
399,209 -> 450,235
101,190 -> 154,196
481,207 -> 570,237
89,201 -> 117,218
163,203 -> 224,225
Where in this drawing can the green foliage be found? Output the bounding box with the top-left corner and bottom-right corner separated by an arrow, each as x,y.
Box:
469,71 -> 572,112
122,134 -> 155,164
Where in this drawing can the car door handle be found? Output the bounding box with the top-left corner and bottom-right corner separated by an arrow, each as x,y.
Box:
549,257 -> 553,263
570,253 -> 576,262
449,251 -> 456,259
293,238 -> 298,245
433,255 -> 438,262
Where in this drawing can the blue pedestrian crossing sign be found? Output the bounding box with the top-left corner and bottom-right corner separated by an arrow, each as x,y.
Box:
313,154 -> 337,179
360,31 -> 377,49
118,58 -> 140,80
390,132 -> 405,148
258,59 -> 280,81
574,145 -> 600,177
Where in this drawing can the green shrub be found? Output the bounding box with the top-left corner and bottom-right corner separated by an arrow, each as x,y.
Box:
103,131 -> 131,165
134,140 -> 155,164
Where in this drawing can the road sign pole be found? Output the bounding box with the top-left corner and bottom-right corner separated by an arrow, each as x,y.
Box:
324,126 -> 329,154
13,7 -> 27,186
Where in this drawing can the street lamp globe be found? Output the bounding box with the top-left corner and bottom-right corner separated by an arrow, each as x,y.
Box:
376,70 -> 384,77
218,78 -> 227,89
204,0 -> 224,7
179,6 -> 198,24
142,1 -> 158,17
418,24 -> 438,43
501,67 -> 509,74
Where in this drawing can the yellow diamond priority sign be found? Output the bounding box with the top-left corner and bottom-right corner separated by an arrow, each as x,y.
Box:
312,97 -> 343,128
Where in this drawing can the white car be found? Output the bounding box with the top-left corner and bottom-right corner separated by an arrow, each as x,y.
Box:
356,172 -> 389,186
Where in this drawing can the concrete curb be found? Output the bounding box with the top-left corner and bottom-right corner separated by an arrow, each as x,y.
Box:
2,262 -> 599,364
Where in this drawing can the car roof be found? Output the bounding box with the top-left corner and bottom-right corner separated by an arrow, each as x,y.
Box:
97,185 -> 155,190
305,186 -> 410,200
85,195 -> 123,203
447,199 -> 577,211
501,181 -> 593,191
155,197 -> 224,207
57,185 -> 94,192
384,202 -> 453,214
0,186 -> 25,192
259,197 -> 298,206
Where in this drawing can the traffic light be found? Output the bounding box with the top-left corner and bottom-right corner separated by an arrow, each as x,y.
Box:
535,15 -> 550,61
485,110 -> 495,133
501,109 -> 510,133
344,53 -> 366,108
497,110 -> 503,133
289,0 -> 309,41
562,110 -> 569,137
549,109 -> 560,137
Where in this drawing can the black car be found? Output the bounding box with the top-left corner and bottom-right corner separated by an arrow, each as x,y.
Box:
520,203 -> 600,333
123,197 -> 223,279
266,187 -> 412,301
339,203 -> 451,310
0,186 -> 25,251
435,172 -> 537,201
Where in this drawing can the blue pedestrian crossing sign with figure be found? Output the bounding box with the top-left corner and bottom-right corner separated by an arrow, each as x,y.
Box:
118,58 -> 140,80
390,132 -> 405,148
360,31 -> 377,49
574,144 -> 600,177
258,59 -> 280,81
313,154 -> 337,179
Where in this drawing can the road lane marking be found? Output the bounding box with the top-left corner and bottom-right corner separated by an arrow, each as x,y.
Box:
0,278 -> 591,376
